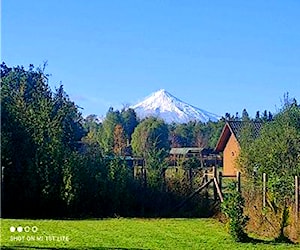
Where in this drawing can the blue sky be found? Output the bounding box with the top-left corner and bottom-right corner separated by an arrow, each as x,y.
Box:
2,0 -> 300,118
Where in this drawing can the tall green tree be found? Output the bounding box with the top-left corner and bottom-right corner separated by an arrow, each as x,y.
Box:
121,108 -> 139,143
241,108 -> 250,121
131,117 -> 170,190
131,117 -> 170,158
172,123 -> 195,147
99,107 -> 122,153
82,114 -> 102,145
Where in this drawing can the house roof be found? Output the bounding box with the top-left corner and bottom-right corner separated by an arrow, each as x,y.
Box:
170,147 -> 203,155
215,121 -> 262,152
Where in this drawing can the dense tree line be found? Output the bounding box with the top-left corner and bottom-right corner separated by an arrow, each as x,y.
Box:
2,63 -> 286,220
1,64 -> 219,218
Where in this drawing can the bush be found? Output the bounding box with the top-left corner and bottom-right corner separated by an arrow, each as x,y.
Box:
221,182 -> 249,242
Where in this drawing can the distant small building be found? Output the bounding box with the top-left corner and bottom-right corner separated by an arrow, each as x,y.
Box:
170,147 -> 203,159
215,121 -> 262,175
169,147 -> 221,168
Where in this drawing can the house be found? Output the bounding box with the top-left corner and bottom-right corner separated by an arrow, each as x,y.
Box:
215,121 -> 262,175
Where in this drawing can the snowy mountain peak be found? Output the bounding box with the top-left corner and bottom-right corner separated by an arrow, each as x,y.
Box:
148,89 -> 172,100
131,89 -> 220,124
157,89 -> 166,94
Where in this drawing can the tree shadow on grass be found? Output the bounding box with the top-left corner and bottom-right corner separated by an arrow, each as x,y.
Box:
244,235 -> 297,246
1,246 -> 148,250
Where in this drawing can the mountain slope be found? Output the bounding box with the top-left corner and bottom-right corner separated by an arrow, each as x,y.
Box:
131,89 -> 220,123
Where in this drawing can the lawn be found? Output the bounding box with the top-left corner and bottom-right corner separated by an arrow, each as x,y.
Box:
0,218 -> 299,249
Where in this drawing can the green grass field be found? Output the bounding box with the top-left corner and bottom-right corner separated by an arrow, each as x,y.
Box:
0,218 -> 299,249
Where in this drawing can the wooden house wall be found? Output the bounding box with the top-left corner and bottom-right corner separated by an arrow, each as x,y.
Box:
223,133 -> 240,175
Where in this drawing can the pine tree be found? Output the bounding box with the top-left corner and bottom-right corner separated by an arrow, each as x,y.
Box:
241,109 -> 250,121
262,110 -> 268,121
255,111 -> 260,121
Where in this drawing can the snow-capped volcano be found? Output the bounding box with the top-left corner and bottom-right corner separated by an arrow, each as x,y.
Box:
131,89 -> 220,123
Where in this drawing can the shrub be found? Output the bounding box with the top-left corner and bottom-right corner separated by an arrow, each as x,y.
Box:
221,182 -> 249,242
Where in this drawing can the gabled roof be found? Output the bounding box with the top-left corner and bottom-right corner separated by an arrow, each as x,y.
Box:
215,121 -> 262,152
170,147 -> 203,155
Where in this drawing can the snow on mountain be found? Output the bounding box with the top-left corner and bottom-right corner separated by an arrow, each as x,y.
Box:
131,89 -> 220,123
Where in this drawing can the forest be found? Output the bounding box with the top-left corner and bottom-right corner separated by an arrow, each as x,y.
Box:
1,63 -> 299,234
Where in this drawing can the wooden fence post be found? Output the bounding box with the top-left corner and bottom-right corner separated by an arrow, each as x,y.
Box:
213,166 -> 217,179
296,176 -> 299,223
263,173 -> 267,208
219,171 -> 223,194
236,171 -> 241,192
213,166 -> 218,200
204,170 -> 209,200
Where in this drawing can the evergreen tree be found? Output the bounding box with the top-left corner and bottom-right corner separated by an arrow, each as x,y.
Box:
131,117 -> 170,157
235,112 -> 240,121
99,107 -> 122,153
262,110 -> 268,121
255,111 -> 260,121
121,108 -> 139,143
268,111 -> 273,121
225,112 -> 233,121
82,114 -> 101,145
241,109 -> 250,121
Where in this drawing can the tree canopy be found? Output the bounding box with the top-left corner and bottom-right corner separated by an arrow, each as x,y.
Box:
131,117 -> 170,157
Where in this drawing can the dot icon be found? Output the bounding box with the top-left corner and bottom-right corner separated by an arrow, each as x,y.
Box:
17,226 -> 23,232
10,226 -> 16,233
